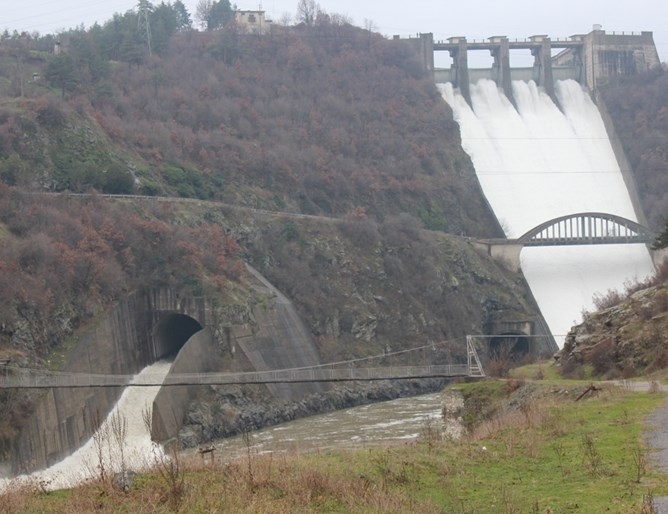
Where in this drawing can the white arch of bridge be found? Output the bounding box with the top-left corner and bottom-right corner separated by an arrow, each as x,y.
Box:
517,212 -> 653,247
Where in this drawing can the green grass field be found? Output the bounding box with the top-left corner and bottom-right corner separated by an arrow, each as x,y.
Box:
2,381 -> 666,513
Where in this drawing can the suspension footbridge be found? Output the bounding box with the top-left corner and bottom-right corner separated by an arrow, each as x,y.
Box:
0,338 -> 485,389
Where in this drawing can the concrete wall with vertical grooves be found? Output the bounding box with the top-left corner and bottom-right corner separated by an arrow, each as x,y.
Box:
151,328 -> 216,442
10,289 -> 210,474
12,292 -> 153,473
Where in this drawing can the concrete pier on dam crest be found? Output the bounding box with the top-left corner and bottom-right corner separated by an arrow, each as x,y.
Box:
402,27 -> 660,104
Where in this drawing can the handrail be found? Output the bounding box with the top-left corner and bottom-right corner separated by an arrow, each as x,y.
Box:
0,363 -> 476,389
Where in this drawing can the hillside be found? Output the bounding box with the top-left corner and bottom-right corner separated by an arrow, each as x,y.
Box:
0,20 -> 517,350
0,14 -> 551,461
0,22 -> 499,236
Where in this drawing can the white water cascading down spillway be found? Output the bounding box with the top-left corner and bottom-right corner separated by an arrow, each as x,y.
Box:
439,79 -> 655,347
0,360 -> 172,492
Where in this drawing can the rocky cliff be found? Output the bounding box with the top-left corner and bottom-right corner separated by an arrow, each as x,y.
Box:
556,273 -> 668,378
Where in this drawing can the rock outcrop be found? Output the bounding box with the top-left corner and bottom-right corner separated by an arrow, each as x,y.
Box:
556,281 -> 668,378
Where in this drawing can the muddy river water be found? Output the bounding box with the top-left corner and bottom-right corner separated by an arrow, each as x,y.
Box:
197,392 -> 446,460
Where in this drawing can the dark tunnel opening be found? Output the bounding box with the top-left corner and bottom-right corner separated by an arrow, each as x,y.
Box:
489,333 -> 531,362
154,313 -> 203,359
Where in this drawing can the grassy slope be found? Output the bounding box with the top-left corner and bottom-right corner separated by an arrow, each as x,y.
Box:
3,378 -> 666,513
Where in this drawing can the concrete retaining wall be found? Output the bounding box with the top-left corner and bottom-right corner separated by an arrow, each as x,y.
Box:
151,328 -> 216,442
11,290 -> 213,473
12,293 -> 154,473
240,265 -> 327,401
594,92 -> 649,227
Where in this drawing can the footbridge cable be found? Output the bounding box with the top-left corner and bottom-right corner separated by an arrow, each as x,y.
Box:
0,337 -> 486,388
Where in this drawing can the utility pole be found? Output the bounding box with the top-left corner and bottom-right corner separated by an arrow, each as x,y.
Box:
138,1 -> 152,57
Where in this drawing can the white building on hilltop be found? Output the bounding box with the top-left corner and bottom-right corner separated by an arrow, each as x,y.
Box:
235,10 -> 271,35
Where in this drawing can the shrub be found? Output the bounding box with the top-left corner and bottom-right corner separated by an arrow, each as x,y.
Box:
586,338 -> 616,377
592,288 -> 623,310
35,95 -> 66,128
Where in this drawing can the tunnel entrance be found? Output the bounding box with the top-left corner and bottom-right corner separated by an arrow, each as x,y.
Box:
489,333 -> 531,362
154,313 -> 203,359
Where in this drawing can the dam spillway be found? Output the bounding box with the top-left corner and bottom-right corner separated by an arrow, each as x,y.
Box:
440,79 -> 655,345
1,360 -> 172,492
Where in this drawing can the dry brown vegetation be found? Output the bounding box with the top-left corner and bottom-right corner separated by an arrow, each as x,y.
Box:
0,23 -> 499,237
0,447 -> 444,514
0,188 -> 242,358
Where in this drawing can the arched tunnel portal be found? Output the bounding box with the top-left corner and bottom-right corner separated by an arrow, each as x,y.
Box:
153,313 -> 203,359
489,332 -> 532,362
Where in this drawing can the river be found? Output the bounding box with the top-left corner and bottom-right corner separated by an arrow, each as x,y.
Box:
196,392 -> 447,460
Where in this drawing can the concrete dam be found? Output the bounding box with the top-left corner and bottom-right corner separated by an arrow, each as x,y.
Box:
409,27 -> 660,106
427,28 -> 660,342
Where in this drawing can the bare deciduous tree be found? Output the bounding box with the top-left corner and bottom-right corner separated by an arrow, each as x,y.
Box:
296,0 -> 319,26
195,0 -> 213,30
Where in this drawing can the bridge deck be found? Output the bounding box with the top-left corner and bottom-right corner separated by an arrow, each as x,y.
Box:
434,40 -> 582,52
0,364 -> 481,389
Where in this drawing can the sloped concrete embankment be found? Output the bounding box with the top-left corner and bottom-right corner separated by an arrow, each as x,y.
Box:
10,289 -> 212,474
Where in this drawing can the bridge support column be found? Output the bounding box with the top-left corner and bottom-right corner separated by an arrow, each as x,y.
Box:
490,37 -> 513,103
489,244 -> 523,272
530,35 -> 555,100
471,241 -> 523,272
448,37 -> 471,106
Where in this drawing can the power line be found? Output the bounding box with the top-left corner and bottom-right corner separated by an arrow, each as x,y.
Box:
2,0 -> 136,33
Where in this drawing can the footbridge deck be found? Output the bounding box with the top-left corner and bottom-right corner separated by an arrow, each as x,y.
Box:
0,363 -> 483,389
0,338 -> 485,388
518,212 -> 653,246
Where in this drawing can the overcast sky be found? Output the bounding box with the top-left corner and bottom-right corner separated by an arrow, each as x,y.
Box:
4,0 -> 667,67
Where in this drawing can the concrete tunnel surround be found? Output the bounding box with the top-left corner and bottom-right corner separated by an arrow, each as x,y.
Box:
154,313 -> 203,359
489,332 -> 531,360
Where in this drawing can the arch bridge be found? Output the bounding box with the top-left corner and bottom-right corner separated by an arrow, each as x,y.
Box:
518,212 -> 653,246
474,212 -> 657,271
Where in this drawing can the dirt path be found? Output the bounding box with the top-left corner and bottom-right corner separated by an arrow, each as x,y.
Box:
617,381 -> 668,512
605,381 -> 668,512
644,395 -> 668,513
